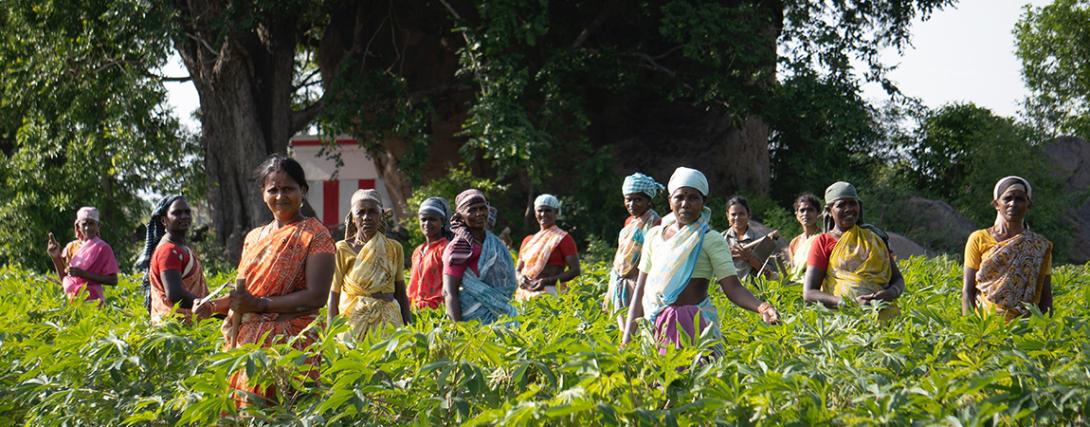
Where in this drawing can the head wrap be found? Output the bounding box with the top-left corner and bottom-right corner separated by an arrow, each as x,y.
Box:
667,167 -> 709,196
824,181 -> 860,204
345,189 -> 386,239
76,206 -> 101,223
135,195 -> 184,314
419,197 -> 452,237
449,189 -> 489,265
622,172 -> 665,199
534,194 -> 562,217
487,206 -> 498,230
993,176 -> 1033,201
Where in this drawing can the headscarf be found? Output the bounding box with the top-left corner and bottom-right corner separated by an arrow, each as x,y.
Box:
449,189 -> 488,265
993,176 -> 1033,201
622,172 -> 665,199
136,195 -> 184,314
823,181 -> 863,233
76,206 -> 101,223
534,194 -> 562,217
666,167 -> 709,196
418,196 -> 451,237
345,189 -> 385,240
487,206 -> 498,230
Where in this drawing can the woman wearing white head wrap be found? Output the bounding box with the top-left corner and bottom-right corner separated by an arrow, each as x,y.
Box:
46,206 -> 119,304
962,176 -> 1053,319
408,197 -> 452,309
327,189 -> 412,339
605,173 -> 664,326
515,193 -> 581,300
622,167 -> 779,356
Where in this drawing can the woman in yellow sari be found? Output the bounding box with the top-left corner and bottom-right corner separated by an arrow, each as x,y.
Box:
327,189 -> 412,338
787,193 -> 822,281
802,181 -> 905,315
202,155 -> 335,407
962,176 -> 1052,319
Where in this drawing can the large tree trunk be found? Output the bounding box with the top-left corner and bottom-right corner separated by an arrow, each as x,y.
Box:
173,1 -> 305,261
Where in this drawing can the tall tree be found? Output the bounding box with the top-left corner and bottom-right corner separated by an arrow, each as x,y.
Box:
1016,0 -> 1090,139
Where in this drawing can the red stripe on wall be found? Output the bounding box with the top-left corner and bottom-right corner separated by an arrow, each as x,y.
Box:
358,179 -> 375,189
323,180 -> 339,226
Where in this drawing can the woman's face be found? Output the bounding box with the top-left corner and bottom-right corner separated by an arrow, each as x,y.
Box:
624,193 -> 651,218
419,213 -> 443,239
669,187 -> 704,225
462,201 -> 489,230
994,187 -> 1030,224
727,204 -> 750,231
795,200 -> 818,227
162,198 -> 192,234
353,199 -> 382,237
829,198 -> 860,230
75,218 -> 100,240
535,205 -> 557,228
262,170 -> 305,222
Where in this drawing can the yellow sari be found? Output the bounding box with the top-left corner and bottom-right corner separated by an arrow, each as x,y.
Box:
333,233 -> 404,339
823,225 -> 897,318
975,231 -> 1050,320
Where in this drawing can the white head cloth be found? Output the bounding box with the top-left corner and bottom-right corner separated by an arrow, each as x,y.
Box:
666,167 -> 709,196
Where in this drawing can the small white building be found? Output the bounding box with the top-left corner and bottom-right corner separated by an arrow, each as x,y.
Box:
289,135 -> 393,229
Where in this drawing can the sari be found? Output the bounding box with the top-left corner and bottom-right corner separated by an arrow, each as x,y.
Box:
333,233 -> 404,339
822,225 -> 897,319
408,238 -> 448,309
974,231 -> 1051,320
640,209 -> 721,352
62,237 -> 118,303
456,232 -> 518,324
223,217 -> 334,406
515,226 -> 569,300
789,234 -> 818,281
149,241 -> 209,324
605,209 -> 660,315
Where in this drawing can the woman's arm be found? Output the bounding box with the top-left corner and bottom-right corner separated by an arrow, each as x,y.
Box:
718,276 -> 780,324
802,266 -> 842,308
533,255 -> 582,288
962,266 -> 978,316
160,270 -> 198,308
395,279 -> 412,324
443,274 -> 463,321
1038,275 -> 1052,315
327,291 -> 340,324
620,272 -> 648,348
860,261 -> 905,304
233,252 -> 335,314
68,268 -> 118,286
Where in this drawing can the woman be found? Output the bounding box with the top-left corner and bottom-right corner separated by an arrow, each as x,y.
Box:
139,195 -> 210,324
962,176 -> 1052,319
515,194 -> 581,300
802,181 -> 905,317
787,193 -> 822,281
442,189 -> 518,324
203,154 -> 335,407
328,189 -> 412,338
621,167 -> 779,353
408,197 -> 452,310
605,173 -> 664,325
723,196 -> 778,281
46,207 -> 119,304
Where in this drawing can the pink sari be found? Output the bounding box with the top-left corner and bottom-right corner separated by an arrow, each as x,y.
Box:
62,237 -> 119,303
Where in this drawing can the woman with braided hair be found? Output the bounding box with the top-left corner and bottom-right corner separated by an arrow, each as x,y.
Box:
136,195 -> 210,324
327,189 -> 412,339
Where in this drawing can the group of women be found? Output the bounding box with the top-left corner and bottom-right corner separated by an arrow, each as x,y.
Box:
45,153 -> 1054,406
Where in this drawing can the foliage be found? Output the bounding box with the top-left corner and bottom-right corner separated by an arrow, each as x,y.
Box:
896,103 -> 1077,261
3,257 -> 1089,425
1015,0 -> 1090,139
0,0 -> 201,270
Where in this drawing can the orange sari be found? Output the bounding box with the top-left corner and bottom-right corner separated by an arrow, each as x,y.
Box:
223,217 -> 334,407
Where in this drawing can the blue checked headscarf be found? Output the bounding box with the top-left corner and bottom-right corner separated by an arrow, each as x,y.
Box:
534,194 -> 562,217
622,172 -> 665,199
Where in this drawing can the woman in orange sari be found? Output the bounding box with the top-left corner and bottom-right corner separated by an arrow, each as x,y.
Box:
515,194 -> 581,300
962,176 -> 1052,319
205,154 -> 335,407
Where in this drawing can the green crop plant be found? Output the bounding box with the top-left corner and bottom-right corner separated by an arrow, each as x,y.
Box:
0,258 -> 1088,426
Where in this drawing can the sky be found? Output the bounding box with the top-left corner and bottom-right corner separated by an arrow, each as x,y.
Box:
162,0 -> 1053,133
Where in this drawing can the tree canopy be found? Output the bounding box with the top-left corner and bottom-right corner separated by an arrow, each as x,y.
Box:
1016,0 -> 1090,139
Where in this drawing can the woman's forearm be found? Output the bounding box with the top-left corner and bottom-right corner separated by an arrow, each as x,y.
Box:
719,276 -> 762,312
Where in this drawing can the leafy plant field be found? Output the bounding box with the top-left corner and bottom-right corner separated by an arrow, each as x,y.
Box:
1,257 -> 1088,426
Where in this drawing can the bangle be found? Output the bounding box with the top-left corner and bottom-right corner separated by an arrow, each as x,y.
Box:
757,302 -> 773,314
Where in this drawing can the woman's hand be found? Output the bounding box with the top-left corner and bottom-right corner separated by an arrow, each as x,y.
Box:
731,244 -> 755,262
229,286 -> 267,314
67,266 -> 87,279
193,297 -> 214,319
46,233 -> 62,260
757,302 -> 780,325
